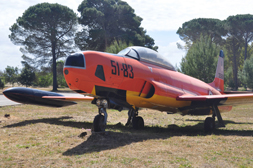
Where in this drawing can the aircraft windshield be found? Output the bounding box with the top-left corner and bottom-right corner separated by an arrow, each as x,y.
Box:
117,48 -> 139,59
118,46 -> 175,71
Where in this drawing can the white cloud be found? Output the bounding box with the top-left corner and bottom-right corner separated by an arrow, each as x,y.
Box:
158,40 -> 186,68
125,0 -> 253,31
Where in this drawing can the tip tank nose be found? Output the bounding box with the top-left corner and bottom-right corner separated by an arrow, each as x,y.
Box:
3,87 -> 76,107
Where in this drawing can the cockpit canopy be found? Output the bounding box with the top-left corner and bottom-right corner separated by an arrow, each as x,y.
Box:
118,46 -> 175,71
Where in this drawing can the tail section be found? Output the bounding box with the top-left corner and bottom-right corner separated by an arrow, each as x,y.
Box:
209,50 -> 224,93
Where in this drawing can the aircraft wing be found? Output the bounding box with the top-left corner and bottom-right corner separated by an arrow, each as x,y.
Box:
177,93 -> 253,106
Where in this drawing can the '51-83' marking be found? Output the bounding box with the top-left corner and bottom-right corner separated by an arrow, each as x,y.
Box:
111,60 -> 134,79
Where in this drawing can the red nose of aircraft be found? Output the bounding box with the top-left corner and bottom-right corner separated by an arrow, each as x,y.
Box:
63,52 -> 88,92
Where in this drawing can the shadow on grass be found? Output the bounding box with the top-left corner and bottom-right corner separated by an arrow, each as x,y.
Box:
2,116 -> 253,155
2,116 -> 93,129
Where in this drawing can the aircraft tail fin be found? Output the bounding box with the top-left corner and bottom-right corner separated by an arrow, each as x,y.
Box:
209,50 -> 224,93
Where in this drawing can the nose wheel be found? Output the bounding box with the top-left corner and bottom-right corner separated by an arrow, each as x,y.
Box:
93,107 -> 108,132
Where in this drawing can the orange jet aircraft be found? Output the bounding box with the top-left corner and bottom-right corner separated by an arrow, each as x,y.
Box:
3,46 -> 253,132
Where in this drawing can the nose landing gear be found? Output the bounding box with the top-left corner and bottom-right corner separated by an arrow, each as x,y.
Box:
93,99 -> 108,132
93,108 -> 107,132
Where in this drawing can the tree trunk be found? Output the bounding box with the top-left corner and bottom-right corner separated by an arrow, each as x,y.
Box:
244,39 -> 248,61
232,38 -> 238,90
52,42 -> 57,91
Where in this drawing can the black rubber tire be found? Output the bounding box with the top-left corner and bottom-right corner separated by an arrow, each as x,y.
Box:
133,116 -> 144,129
204,117 -> 215,133
93,115 -> 105,132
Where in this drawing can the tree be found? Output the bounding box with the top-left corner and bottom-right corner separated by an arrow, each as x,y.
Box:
56,60 -> 68,87
176,18 -> 226,50
18,62 -> 35,87
76,0 -> 157,51
9,3 -> 78,91
224,36 -> 243,90
34,72 -> 53,87
105,40 -> 132,54
4,66 -> 19,86
180,35 -> 220,83
0,78 -> 4,90
225,14 -> 253,61
239,56 -> 253,90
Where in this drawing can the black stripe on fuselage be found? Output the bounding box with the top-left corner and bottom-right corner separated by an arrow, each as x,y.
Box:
95,85 -> 133,109
74,90 -> 86,93
95,85 -> 126,101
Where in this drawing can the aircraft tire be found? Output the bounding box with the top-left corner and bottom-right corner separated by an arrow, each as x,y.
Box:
204,117 -> 215,133
93,114 -> 105,132
133,116 -> 144,129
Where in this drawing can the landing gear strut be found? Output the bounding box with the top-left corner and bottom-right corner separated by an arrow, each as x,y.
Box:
204,104 -> 225,132
126,108 -> 144,129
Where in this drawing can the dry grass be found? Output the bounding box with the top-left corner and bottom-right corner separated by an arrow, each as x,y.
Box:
1,102 -> 253,167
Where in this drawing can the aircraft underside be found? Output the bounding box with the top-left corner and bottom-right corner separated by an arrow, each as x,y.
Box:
3,87 -> 226,133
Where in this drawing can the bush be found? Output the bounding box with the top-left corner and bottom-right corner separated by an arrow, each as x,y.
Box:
0,78 -> 4,89
34,73 -> 53,87
57,75 -> 68,88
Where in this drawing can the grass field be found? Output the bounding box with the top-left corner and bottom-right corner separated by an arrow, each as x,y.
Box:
0,101 -> 253,167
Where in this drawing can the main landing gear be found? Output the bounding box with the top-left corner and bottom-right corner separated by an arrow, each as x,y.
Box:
125,108 -> 144,129
92,99 -> 144,132
204,104 -> 225,132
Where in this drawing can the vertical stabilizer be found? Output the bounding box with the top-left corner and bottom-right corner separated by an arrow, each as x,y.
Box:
209,50 -> 224,92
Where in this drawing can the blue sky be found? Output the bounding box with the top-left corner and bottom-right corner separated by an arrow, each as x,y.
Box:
1,0 -> 253,71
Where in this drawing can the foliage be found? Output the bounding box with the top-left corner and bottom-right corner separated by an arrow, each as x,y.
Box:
18,62 -> 36,87
9,3 -> 78,91
4,66 -> 19,86
225,14 -> 253,61
76,0 -> 157,51
56,61 -> 68,87
176,18 -> 226,50
224,66 -> 234,89
105,40 -> 132,54
180,35 -> 220,83
34,72 -> 53,87
0,78 -> 4,89
177,15 -> 253,90
238,56 -> 253,90
223,36 -> 243,90
0,70 -> 3,77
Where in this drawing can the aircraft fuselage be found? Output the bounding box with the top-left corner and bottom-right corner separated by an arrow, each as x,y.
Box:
63,50 -> 221,114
